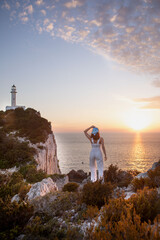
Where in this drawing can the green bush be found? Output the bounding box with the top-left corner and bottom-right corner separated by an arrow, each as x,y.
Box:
0,197 -> 33,240
2,108 -> 52,144
82,181 -> 113,208
9,172 -> 23,185
0,130 -> 36,169
50,173 -> 66,182
19,164 -> 48,183
62,182 -> 79,192
128,187 -> 160,223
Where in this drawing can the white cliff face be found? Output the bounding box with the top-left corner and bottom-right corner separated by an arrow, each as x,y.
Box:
30,133 -> 60,175
17,133 -> 60,175
26,177 -> 58,201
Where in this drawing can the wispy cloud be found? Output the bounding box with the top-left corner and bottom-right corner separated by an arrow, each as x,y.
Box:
1,0 -> 160,75
134,96 -> 160,109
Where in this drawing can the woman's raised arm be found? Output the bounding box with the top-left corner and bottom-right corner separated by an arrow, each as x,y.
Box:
84,125 -> 95,141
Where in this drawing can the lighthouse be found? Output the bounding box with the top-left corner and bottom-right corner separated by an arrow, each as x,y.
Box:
11,84 -> 17,107
6,85 -> 25,111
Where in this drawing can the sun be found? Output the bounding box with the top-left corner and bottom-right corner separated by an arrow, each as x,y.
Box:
125,110 -> 152,131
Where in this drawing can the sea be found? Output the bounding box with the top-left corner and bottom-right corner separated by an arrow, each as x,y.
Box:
54,132 -> 160,174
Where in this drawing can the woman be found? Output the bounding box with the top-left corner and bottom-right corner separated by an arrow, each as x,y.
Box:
84,125 -> 107,182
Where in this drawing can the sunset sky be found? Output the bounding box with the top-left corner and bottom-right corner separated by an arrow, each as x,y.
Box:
1,0 -> 160,132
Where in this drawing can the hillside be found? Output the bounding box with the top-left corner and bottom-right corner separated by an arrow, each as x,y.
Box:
0,108 -> 52,144
0,108 -> 60,173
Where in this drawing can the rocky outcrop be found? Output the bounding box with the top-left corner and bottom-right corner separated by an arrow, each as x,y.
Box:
26,177 -> 58,201
135,161 -> 160,179
67,169 -> 87,183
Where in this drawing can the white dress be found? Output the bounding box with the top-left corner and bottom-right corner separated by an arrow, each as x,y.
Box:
89,138 -> 104,182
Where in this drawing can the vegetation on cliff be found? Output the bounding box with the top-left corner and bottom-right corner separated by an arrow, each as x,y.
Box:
0,129 -> 36,169
0,107 -> 53,169
0,108 -> 52,144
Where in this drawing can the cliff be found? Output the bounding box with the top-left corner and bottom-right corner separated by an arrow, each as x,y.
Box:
0,108 -> 60,174
29,133 -> 60,174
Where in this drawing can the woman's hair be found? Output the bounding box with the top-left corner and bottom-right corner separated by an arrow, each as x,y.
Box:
91,132 -> 100,140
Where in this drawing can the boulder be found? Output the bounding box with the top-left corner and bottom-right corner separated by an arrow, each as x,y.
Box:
26,177 -> 58,201
67,169 -> 87,183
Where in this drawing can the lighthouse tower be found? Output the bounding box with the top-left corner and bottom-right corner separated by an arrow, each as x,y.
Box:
11,85 -> 17,107
6,85 -> 25,111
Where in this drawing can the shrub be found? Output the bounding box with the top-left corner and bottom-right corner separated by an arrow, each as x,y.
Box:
82,181 -> 113,208
62,182 -> 79,192
83,205 -> 99,221
0,130 -> 36,169
87,208 -> 160,240
0,197 -> 33,240
50,173 -> 66,182
100,197 -> 131,223
131,177 -> 146,191
131,175 -> 159,192
148,166 -> 160,187
128,187 -> 160,223
19,183 -> 31,200
2,108 -> 52,144
9,172 -> 23,185
104,164 -> 119,184
104,164 -> 133,188
19,164 -> 47,183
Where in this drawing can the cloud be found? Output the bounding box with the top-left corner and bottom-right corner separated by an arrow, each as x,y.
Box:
25,5 -> 33,14
2,1 -> 10,10
134,96 -> 160,109
35,0 -> 44,6
152,79 -> 160,87
64,0 -> 84,9
46,23 -> 54,32
2,0 -> 160,75
40,9 -> 46,16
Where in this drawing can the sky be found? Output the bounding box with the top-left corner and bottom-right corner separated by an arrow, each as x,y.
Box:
0,0 -> 160,132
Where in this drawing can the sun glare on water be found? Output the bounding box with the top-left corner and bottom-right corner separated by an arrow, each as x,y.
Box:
125,110 -> 152,131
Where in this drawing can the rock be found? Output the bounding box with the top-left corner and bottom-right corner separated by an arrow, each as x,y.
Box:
30,133 -> 60,175
0,166 -> 18,175
151,161 -> 160,170
135,161 -> 160,179
124,191 -> 135,200
26,177 -> 58,201
11,194 -> 20,203
135,172 -> 149,179
55,175 -> 69,191
77,170 -> 87,178
68,170 -> 87,183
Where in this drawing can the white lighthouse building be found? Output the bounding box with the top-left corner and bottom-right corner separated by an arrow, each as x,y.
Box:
6,85 -> 25,111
